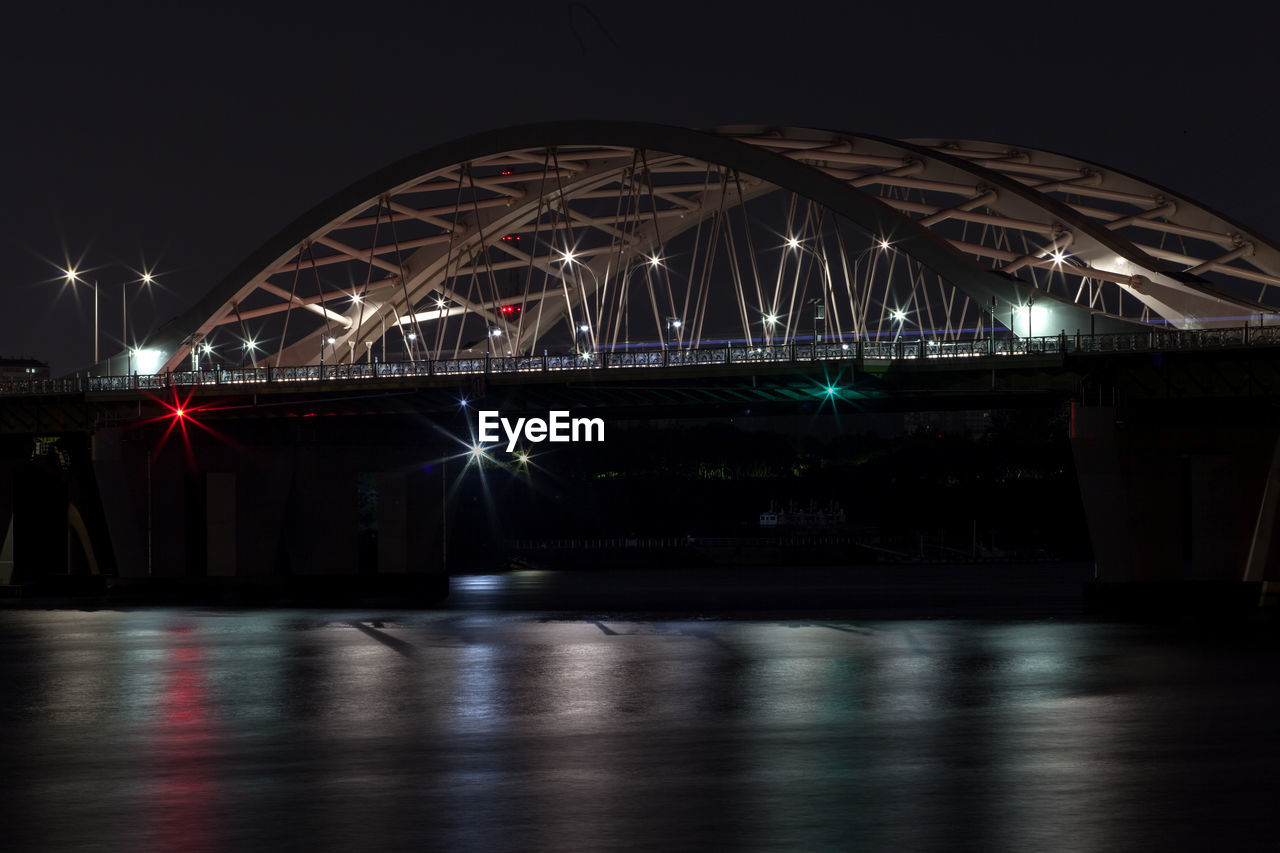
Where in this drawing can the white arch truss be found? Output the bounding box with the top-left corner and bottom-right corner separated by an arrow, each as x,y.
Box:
132,123 -> 1279,373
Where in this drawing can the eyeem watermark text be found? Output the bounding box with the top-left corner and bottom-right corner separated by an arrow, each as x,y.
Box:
478,410 -> 605,452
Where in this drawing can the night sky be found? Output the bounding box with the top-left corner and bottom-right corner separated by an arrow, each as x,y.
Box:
4,1 -> 1276,376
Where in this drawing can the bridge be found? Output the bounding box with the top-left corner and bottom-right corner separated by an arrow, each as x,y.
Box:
2,122 -> 1279,608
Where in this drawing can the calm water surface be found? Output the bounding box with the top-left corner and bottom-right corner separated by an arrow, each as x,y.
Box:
2,570 -> 1278,851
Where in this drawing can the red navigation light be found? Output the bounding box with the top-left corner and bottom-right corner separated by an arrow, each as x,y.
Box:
500,169 -> 513,175
138,389 -> 235,470
499,305 -> 521,317
500,234 -> 520,242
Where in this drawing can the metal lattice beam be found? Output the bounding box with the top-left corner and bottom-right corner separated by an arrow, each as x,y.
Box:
121,122 -> 1277,376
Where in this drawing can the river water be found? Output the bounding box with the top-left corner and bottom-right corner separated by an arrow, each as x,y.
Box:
2,567 -> 1277,851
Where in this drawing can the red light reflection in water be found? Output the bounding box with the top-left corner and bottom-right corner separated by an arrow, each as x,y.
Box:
146,626 -> 220,853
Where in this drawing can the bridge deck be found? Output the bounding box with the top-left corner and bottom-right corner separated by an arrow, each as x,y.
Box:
3,327 -> 1277,399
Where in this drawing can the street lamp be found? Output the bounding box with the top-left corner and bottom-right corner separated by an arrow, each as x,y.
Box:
61,265 -> 156,374
123,272 -> 155,365
787,238 -> 890,348
612,259 -> 657,353
60,267 -> 98,369
890,308 -> 908,343
849,240 -> 893,342
782,238 -> 837,347
763,312 -> 782,347
557,250 -> 600,354
560,249 -> 673,355
321,336 -> 336,371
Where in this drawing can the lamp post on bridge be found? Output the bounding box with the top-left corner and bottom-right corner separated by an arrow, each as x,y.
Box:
848,239 -> 893,346
322,336 -> 336,375
762,312 -> 782,348
124,272 -> 155,372
665,317 -> 682,351
557,251 -> 599,359
890,308 -> 908,349
785,234 -> 888,349
60,267 -> 99,371
61,265 -> 156,375
619,255 -> 662,353
560,250 -> 664,359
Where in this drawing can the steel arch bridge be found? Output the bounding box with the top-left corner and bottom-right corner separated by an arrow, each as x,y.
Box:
136,122 -> 1280,374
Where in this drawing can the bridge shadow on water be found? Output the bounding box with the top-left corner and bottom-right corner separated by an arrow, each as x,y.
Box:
446,563 -> 1097,620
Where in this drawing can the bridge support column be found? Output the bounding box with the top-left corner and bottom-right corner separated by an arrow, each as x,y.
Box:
91,429 -> 146,578
43,416 -> 457,600
1071,403 -> 1278,610
288,445 -> 357,575
1244,436 -> 1280,583
0,515 -> 12,586
12,459 -> 69,583
0,450 -> 17,585
206,472 -> 237,577
376,470 -> 437,575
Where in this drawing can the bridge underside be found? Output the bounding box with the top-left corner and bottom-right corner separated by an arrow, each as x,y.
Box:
2,345 -> 1279,609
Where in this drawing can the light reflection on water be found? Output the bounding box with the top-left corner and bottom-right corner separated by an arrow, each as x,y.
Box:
1,603 -> 1277,851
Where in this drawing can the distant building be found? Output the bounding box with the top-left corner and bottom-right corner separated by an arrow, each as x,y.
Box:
0,357 -> 50,381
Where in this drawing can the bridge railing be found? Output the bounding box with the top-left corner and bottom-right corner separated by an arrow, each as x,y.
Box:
4,324 -> 1279,397
606,351 -> 666,368
727,344 -> 797,364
